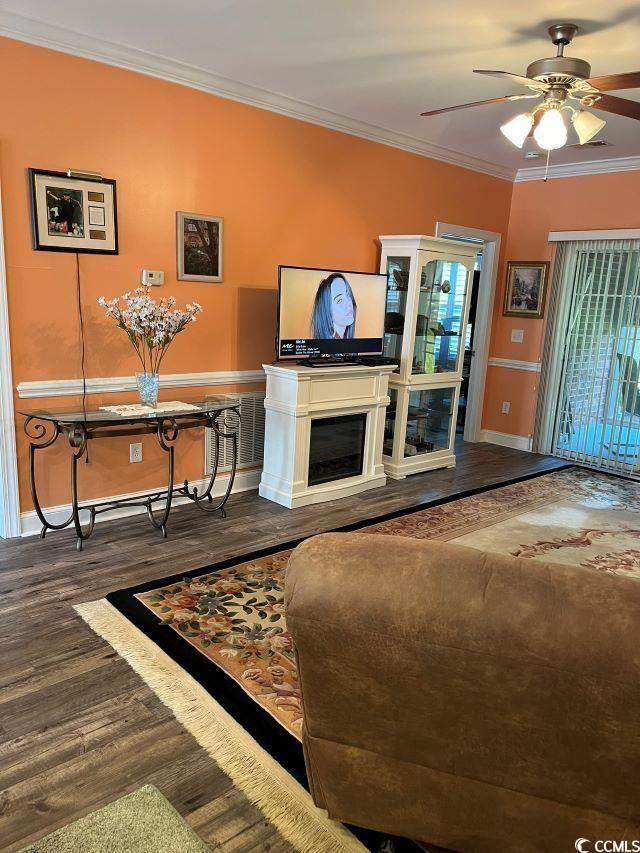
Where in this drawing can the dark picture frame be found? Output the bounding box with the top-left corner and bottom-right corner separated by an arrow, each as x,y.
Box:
503,261 -> 549,318
177,211 -> 223,283
28,169 -> 118,254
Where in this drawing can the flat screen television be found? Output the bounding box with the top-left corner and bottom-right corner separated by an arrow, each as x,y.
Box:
277,265 -> 387,360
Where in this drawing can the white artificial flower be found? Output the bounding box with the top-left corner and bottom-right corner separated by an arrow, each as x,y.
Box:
96,284 -> 204,372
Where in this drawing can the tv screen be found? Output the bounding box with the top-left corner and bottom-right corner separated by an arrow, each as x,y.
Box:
277,265 -> 387,359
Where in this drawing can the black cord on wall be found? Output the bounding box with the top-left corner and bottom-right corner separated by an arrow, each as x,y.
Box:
75,253 -> 89,462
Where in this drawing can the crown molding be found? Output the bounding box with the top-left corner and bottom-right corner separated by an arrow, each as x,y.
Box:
0,10 -> 514,182
16,369 -> 265,398
515,155 -> 640,182
4,11 -> 639,186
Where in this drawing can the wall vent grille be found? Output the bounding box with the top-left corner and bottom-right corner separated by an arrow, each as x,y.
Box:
205,391 -> 265,474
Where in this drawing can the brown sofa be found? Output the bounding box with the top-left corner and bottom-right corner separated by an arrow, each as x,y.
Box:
285,532 -> 640,852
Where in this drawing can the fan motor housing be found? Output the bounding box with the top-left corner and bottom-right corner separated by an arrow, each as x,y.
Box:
526,55 -> 592,85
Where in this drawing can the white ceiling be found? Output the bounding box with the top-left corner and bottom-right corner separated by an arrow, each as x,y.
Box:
1,0 -> 639,178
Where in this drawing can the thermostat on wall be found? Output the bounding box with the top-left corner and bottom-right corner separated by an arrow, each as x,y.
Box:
141,269 -> 164,286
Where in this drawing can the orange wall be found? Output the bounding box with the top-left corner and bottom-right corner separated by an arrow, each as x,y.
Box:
1,37 -> 514,511
482,170 -> 640,436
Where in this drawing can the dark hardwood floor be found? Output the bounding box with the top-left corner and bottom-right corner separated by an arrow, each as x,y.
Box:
0,441 -> 565,852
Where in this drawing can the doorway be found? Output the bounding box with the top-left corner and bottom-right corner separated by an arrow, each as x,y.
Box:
458,264 -> 481,435
435,222 -> 501,442
538,237 -> 640,476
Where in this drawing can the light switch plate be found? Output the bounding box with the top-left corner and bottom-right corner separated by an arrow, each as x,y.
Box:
511,329 -> 524,343
501,401 -> 511,414
141,269 -> 164,286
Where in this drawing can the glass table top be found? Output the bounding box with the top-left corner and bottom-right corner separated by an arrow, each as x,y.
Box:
19,395 -> 240,424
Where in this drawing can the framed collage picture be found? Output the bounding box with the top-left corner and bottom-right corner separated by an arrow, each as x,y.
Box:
503,261 -> 549,318
28,169 -> 118,254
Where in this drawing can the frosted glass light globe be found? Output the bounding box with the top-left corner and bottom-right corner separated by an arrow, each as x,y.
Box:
500,113 -> 533,148
533,108 -> 568,151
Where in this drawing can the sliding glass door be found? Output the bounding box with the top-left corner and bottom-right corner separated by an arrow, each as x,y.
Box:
550,239 -> 640,475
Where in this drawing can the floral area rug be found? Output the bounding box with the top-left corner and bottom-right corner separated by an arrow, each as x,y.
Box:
102,465 -> 640,851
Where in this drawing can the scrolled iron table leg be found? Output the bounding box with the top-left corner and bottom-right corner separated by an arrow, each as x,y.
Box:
180,407 -> 240,516
68,424 -> 95,551
146,417 -> 179,538
24,416 -> 74,538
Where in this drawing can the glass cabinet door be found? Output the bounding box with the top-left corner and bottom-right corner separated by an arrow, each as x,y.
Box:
383,256 -> 410,367
404,387 -> 455,457
412,258 -> 469,376
383,387 -> 398,456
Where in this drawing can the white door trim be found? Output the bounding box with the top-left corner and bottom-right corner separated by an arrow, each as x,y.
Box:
0,176 -> 20,538
435,221 -> 502,443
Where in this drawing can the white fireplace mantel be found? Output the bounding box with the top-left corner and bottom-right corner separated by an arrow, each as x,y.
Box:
258,362 -> 396,509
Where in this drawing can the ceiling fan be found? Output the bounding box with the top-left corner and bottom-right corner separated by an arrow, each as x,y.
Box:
420,23 -> 640,152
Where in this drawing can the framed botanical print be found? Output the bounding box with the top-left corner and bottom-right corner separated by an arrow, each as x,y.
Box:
503,261 -> 549,318
29,169 -> 118,254
177,211 -> 223,283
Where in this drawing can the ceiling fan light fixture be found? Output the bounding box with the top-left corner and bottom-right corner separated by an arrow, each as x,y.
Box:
572,109 -> 606,144
533,107 -> 568,150
500,112 -> 534,148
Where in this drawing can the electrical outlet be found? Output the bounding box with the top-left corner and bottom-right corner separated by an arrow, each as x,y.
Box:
511,329 -> 524,343
501,401 -> 511,415
130,442 -> 143,463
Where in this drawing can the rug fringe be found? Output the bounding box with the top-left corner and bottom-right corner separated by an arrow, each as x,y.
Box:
74,599 -> 365,853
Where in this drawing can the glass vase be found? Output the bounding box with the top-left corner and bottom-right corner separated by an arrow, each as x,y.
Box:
136,372 -> 159,408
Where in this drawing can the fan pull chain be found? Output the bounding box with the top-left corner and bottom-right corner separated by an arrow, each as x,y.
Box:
544,149 -> 550,182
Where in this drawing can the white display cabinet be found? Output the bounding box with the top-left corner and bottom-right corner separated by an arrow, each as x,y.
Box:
379,235 -> 478,479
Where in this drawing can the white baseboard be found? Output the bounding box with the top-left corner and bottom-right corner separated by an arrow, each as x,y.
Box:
479,429 -> 533,452
20,467 -> 261,537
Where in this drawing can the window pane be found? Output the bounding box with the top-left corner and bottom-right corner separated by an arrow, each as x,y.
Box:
383,387 -> 397,456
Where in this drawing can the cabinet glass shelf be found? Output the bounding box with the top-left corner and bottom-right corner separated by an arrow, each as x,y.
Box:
412,258 -> 469,376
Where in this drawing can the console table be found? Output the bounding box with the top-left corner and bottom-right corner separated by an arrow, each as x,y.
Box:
20,397 -> 240,551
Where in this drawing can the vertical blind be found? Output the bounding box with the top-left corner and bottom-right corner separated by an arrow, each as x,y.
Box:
551,238 -> 640,476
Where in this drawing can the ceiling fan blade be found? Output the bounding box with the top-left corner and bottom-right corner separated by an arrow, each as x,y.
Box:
587,71 -> 640,92
473,70 -> 548,91
584,92 -> 640,120
420,93 -> 539,117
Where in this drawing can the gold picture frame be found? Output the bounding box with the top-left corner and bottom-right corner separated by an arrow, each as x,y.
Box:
503,261 -> 549,318
177,211 -> 223,283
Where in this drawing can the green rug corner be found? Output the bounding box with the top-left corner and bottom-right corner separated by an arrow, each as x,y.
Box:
21,784 -> 210,853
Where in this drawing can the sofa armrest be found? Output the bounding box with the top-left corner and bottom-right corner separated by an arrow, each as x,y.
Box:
285,532 -> 640,822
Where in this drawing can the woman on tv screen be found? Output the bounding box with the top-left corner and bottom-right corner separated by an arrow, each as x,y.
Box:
310,272 -> 358,339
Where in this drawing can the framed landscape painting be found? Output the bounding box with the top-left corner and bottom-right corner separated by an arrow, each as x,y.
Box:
29,169 -> 118,254
177,212 -> 223,283
503,261 -> 549,318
